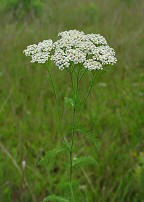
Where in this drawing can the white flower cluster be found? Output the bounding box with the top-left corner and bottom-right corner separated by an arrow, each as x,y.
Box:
23,40 -> 53,63
84,60 -> 102,70
23,30 -> 117,70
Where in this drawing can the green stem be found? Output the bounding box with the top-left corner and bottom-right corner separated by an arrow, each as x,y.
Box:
78,68 -> 87,82
68,66 -> 80,201
69,107 -> 76,183
78,71 -> 98,121
45,63 -> 68,147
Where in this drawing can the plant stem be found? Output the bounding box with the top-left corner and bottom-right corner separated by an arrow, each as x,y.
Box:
78,68 -> 87,82
46,64 -> 68,147
69,107 -> 76,183
69,65 -> 80,201
69,69 -> 98,201
78,71 -> 98,121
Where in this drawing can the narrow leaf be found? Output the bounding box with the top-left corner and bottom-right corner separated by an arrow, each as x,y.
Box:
39,145 -> 67,165
43,195 -> 69,202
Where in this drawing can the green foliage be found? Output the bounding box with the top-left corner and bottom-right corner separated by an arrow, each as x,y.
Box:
64,93 -> 82,110
39,145 -> 67,165
121,0 -> 135,5
73,94 -> 82,110
69,182 -> 80,202
64,97 -> 75,109
0,0 -> 43,20
133,152 -> 144,197
68,124 -> 101,150
43,195 -> 69,202
61,181 -> 81,202
72,156 -> 97,168
80,2 -> 100,25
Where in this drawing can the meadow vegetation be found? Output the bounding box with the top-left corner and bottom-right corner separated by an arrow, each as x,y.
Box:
0,0 -> 144,201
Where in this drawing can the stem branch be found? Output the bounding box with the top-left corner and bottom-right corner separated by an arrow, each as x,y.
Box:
45,64 -> 68,147
78,71 -> 98,121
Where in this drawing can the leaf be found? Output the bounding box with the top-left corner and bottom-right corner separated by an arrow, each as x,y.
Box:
64,93 -> 82,110
82,126 -> 99,149
68,124 -> 101,150
60,181 -> 80,202
64,97 -> 75,108
72,92 -> 82,110
82,131 -> 101,151
69,182 -> 80,202
72,156 -> 97,168
43,195 -> 69,202
39,145 -> 67,165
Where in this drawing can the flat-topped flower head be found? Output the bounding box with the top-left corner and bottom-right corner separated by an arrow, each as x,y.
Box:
23,39 -> 53,63
23,30 -> 117,70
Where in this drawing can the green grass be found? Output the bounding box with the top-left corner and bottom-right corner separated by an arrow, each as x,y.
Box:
0,0 -> 144,201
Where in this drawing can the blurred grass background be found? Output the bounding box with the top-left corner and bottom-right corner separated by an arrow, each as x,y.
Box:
0,0 -> 144,201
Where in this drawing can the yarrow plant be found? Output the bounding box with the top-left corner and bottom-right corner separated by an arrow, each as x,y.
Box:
24,30 -> 117,201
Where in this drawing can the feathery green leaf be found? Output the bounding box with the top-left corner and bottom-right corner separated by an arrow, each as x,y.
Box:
60,181 -> 80,202
73,156 -> 97,168
68,124 -> 101,150
39,145 -> 67,165
70,182 -> 79,202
